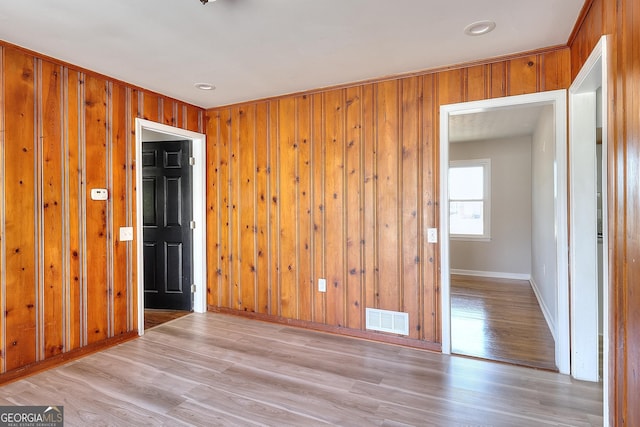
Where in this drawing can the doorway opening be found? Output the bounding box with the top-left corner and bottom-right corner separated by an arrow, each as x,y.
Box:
568,35 -> 609,405
440,90 -> 570,375
446,104 -> 556,370
135,119 -> 207,334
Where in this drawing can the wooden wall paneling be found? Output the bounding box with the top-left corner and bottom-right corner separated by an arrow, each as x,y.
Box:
507,55 -> 540,95
125,87 -> 138,331
615,0 -> 639,422
203,47 -> 575,346
375,81 -> 401,312
142,92 -> 159,123
161,99 -> 176,127
611,1 -> 629,422
345,86 -> 363,330
110,82 -> 129,336
489,62 -> 507,99
400,77 -> 421,339
361,84 -> 377,321
173,101 -> 180,128
177,104 -> 185,131
541,48 -> 571,91
311,94 -> 325,323
175,102 -> 183,129
297,95 -> 313,322
238,104 -> 257,313
466,65 -> 488,102
623,21 -> 640,427
105,81 -> 114,338
0,46 -> 4,373
83,75 -> 109,344
254,102 -> 270,314
206,111 -> 220,307
268,100 -> 280,316
437,69 -> 465,106
133,89 -> 142,120
157,98 -> 165,125
626,10 -> 640,421
185,105 -> 202,133
323,89 -> 346,327
571,0 -> 603,78
3,49 -> 37,371
218,108 -> 232,308
229,107 -> 241,311
0,43 -> 208,377
278,97 -> 298,319
127,87 -> 138,332
421,74 -> 438,343
601,0 -> 614,52
40,60 -> 64,359
65,69 -> 82,351
609,1 -> 624,419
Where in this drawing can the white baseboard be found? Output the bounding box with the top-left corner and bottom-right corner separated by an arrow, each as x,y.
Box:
451,269 -> 531,281
530,277 -> 556,341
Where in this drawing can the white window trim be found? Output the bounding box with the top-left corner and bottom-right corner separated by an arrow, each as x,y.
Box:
449,158 -> 491,241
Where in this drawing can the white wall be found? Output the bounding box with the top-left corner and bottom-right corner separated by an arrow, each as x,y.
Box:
450,136 -> 532,276
531,105 -> 557,334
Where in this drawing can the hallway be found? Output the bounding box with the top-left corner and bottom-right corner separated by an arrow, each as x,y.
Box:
451,274 -> 556,370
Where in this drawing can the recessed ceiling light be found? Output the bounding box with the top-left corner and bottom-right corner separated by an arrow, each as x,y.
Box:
464,20 -> 496,36
194,83 -> 216,91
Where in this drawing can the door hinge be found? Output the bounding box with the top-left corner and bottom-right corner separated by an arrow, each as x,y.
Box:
189,157 -> 195,166
190,220 -> 196,229
191,284 -> 196,293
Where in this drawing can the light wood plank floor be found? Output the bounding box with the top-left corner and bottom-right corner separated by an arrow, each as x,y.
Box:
0,313 -> 602,426
451,275 -> 557,370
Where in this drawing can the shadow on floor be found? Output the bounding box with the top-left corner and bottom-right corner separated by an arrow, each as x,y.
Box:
144,309 -> 191,330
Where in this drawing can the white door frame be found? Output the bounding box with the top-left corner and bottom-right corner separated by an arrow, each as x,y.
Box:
439,90 -> 570,375
569,34 -> 609,416
134,118 -> 207,335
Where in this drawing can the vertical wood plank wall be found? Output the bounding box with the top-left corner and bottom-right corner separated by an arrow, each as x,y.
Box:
570,0 -> 640,424
0,43 -> 203,378
206,47 -> 571,347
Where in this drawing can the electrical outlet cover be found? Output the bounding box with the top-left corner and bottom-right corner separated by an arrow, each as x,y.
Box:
119,226 -> 134,241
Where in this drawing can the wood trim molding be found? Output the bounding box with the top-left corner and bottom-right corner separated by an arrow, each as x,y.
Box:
208,306 -> 443,352
0,331 -> 138,386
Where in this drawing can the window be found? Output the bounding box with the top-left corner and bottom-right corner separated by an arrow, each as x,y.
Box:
449,159 -> 491,240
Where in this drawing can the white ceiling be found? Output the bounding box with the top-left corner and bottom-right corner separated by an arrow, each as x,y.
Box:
0,0 -> 584,109
449,104 -> 546,143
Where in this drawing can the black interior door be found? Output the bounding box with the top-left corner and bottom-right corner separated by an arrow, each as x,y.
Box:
143,140 -> 193,310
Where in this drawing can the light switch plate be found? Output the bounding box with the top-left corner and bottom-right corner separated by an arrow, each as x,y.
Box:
318,278 -> 327,293
427,228 -> 438,243
91,188 -> 108,201
119,227 -> 134,241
